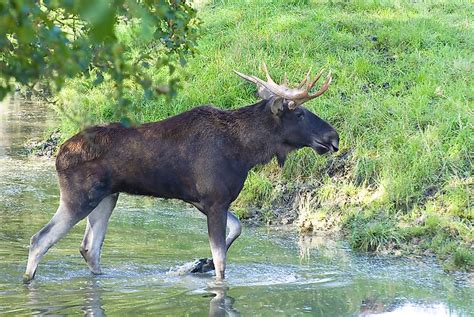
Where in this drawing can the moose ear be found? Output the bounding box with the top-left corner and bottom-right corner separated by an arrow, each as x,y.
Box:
268,96 -> 284,115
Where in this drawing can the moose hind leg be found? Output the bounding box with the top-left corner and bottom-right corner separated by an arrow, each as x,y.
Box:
80,194 -> 118,275
24,201 -> 84,283
225,211 -> 241,251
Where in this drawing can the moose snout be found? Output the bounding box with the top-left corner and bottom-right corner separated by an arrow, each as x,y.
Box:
326,130 -> 339,152
310,130 -> 339,155
329,137 -> 339,152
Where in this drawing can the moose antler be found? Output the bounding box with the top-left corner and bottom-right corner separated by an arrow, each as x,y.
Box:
234,62 -> 332,109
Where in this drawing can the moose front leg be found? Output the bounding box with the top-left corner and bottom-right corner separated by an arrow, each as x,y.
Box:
207,205 -> 228,281
189,211 -> 241,275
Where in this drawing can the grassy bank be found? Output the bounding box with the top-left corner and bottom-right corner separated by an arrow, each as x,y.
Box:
55,0 -> 473,271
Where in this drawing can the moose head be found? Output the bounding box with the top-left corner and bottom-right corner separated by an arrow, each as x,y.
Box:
235,63 -> 339,160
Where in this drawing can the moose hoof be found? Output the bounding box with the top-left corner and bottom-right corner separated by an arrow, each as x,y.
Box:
191,258 -> 215,273
90,267 -> 102,275
23,273 -> 33,284
79,248 -> 102,275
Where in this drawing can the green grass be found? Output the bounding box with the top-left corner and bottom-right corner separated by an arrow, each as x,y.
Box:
56,0 -> 473,270
347,211 -> 404,252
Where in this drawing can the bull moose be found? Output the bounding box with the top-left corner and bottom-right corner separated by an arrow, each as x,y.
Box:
24,64 -> 339,283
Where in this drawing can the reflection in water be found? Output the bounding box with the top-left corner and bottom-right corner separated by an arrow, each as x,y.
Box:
298,234 -> 347,263
372,302 -> 460,317
23,278 -> 105,316
24,277 -> 238,317
359,297 -> 403,316
82,279 -> 106,317
208,285 -> 240,317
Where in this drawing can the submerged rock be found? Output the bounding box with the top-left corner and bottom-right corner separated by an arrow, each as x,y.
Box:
167,258 -> 215,276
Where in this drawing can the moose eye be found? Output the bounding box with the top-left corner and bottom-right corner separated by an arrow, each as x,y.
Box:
296,111 -> 305,119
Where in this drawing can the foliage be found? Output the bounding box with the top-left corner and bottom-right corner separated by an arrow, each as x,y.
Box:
0,0 -> 199,123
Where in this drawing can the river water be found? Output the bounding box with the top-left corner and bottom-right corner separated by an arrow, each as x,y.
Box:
0,98 -> 472,316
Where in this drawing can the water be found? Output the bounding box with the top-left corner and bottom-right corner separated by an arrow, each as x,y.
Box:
0,98 -> 472,316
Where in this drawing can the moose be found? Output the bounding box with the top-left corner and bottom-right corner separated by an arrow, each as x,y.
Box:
24,63 -> 339,283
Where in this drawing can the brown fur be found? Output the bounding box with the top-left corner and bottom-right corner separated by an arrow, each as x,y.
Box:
56,124 -> 122,171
